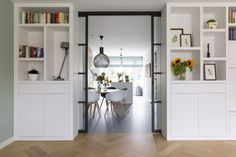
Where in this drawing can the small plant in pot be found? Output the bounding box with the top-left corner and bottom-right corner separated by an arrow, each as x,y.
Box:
206,19 -> 217,29
28,69 -> 39,81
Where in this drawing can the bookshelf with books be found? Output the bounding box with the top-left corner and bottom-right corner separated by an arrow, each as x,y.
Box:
13,1 -> 75,140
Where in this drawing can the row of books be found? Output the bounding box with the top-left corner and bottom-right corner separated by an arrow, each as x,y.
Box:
19,46 -> 44,58
229,10 -> 236,24
20,12 -> 69,24
229,28 -> 236,40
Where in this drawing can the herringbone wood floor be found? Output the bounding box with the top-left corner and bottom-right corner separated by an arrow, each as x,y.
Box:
1,134 -> 236,157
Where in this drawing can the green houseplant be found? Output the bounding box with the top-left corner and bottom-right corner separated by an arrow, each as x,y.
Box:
172,58 -> 195,80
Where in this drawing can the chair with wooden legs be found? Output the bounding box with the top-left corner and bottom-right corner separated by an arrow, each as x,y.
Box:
88,90 -> 101,118
100,86 -> 116,109
105,90 -> 127,118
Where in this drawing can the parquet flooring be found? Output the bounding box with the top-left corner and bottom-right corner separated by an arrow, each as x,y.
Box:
1,134 -> 236,157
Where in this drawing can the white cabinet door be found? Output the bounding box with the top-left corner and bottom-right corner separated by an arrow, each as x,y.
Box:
171,94 -> 198,137
44,94 -> 69,136
228,68 -> 236,111
18,94 -> 44,136
199,94 -> 226,136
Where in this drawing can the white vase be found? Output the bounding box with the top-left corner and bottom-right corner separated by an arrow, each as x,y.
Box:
28,74 -> 39,81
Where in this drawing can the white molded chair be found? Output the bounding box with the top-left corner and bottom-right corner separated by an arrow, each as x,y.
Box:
88,90 -> 101,118
105,90 -> 128,117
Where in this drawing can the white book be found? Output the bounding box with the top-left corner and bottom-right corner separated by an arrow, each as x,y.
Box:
21,12 -> 25,24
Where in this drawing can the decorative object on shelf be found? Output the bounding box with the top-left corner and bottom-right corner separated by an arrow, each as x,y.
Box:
53,42 -> 69,81
180,34 -> 192,47
172,58 -> 195,80
28,69 -> 39,81
206,19 -> 217,29
207,43 -> 211,58
96,72 -> 112,90
93,35 -> 110,68
117,72 -> 124,82
170,28 -> 183,47
125,75 -> 129,82
204,63 -> 216,80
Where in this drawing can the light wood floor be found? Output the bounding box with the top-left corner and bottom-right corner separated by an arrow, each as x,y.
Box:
1,134 -> 236,157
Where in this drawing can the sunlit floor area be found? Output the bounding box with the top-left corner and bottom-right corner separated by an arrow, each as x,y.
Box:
2,134 -> 236,157
88,96 -> 151,133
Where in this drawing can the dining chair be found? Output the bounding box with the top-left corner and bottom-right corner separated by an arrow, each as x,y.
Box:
105,90 -> 127,118
100,86 -> 116,109
88,90 -> 101,118
120,88 -> 129,113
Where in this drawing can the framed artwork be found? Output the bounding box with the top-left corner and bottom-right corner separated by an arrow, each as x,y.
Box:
170,28 -> 183,47
204,64 -> 216,80
180,34 -> 192,47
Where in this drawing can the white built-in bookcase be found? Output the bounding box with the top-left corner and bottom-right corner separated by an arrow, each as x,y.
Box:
13,1 -> 76,141
163,3 -> 236,140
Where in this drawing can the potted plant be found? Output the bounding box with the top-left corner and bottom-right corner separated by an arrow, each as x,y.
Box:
125,75 -> 129,82
172,58 -> 195,80
28,69 -> 39,81
206,19 -> 217,29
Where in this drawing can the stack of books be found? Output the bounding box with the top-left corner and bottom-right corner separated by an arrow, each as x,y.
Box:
229,28 -> 236,40
19,46 -> 44,58
229,10 -> 236,23
20,12 -> 69,24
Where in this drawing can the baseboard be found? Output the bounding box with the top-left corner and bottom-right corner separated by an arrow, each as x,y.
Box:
0,137 -> 14,150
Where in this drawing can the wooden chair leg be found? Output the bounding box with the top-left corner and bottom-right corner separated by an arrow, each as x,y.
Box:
99,97 -> 104,109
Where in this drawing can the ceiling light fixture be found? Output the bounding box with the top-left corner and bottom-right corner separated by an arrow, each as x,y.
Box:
93,35 -> 110,68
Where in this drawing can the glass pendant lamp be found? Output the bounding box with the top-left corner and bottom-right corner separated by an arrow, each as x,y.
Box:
93,35 -> 110,68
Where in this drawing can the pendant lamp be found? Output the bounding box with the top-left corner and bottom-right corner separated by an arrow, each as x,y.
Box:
93,35 -> 110,68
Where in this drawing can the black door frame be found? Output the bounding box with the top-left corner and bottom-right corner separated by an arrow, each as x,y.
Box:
78,11 -> 162,133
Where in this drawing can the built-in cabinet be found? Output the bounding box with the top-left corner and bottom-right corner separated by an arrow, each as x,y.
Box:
164,3 -> 236,140
13,1 -> 75,140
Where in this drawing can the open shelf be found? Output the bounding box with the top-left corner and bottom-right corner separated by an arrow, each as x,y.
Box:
170,47 -> 201,51
203,60 -> 226,81
46,26 -> 69,81
170,7 -> 200,47
203,29 -> 226,33
203,32 -> 226,58
171,50 -> 200,81
18,61 -> 44,81
203,7 -> 226,29
18,58 -> 44,61
203,57 -> 226,61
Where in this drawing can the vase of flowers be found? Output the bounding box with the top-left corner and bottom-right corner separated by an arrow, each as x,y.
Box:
96,72 -> 112,90
172,58 -> 195,80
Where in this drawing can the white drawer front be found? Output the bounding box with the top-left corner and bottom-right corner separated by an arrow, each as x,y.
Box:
171,83 -> 226,94
18,83 -> 69,94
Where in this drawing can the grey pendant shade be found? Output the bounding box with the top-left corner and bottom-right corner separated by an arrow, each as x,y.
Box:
93,36 -> 110,68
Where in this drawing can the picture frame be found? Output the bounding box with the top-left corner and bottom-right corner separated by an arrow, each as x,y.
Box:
180,34 -> 192,47
204,63 -> 216,80
170,28 -> 183,47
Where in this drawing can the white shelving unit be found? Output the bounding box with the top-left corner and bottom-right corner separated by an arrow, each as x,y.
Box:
13,1 -> 75,140
162,3 -> 236,140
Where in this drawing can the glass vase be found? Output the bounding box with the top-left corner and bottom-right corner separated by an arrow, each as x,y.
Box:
97,82 -> 102,91
179,73 -> 186,80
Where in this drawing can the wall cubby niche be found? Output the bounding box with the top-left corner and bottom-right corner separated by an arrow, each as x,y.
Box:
18,7 -> 69,24
170,50 -> 200,81
203,32 -> 226,58
203,60 -> 226,80
203,7 -> 226,29
170,7 -> 200,48
46,26 -> 69,81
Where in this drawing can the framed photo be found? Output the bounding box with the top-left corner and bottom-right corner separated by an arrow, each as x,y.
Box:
170,28 -> 183,47
180,34 -> 192,47
204,64 -> 216,80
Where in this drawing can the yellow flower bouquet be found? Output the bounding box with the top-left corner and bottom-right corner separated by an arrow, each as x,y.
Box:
172,58 -> 195,80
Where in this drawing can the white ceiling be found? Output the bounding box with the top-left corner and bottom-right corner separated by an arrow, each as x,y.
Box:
88,16 -> 151,56
77,0 -> 235,11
